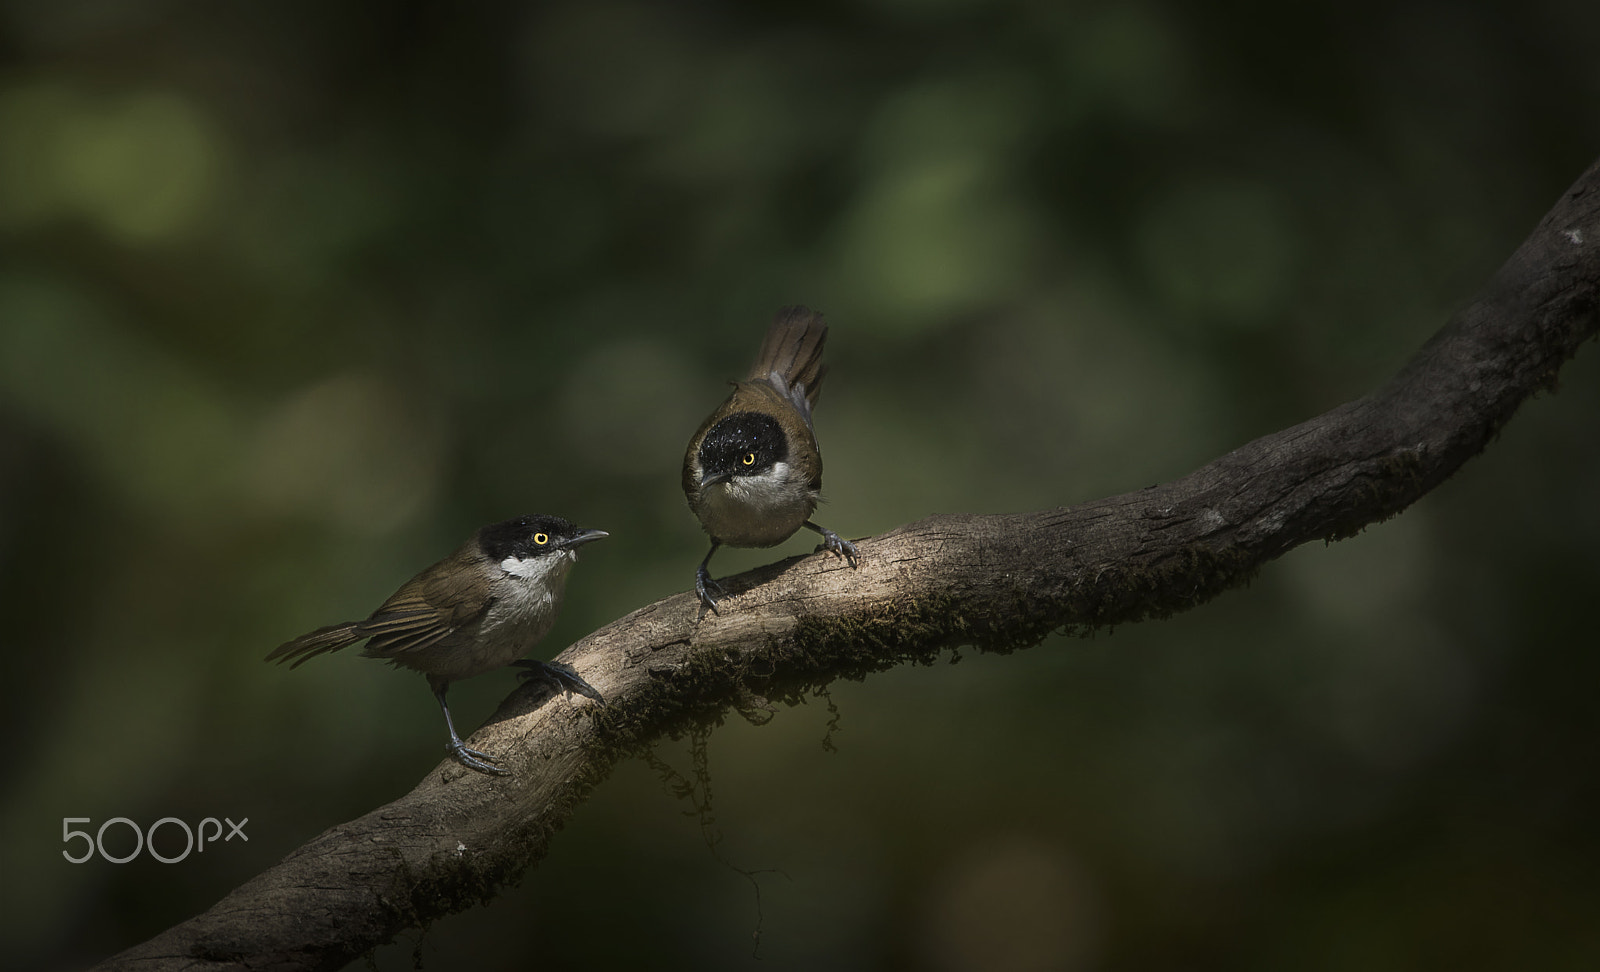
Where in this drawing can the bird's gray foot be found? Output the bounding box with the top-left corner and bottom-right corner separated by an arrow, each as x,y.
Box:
694,565 -> 726,614
434,682 -> 508,775
806,521 -> 859,568
515,659 -> 604,703
447,738 -> 508,776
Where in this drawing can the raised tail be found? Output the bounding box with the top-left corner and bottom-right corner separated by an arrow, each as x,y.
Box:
265,621 -> 364,669
748,305 -> 828,420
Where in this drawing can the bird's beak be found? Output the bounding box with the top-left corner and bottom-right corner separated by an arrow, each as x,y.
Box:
700,470 -> 732,489
562,529 -> 610,549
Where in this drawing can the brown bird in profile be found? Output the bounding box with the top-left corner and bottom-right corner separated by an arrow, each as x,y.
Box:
267,514 -> 607,774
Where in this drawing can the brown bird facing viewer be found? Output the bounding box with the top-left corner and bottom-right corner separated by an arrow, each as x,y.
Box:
682,306 -> 858,612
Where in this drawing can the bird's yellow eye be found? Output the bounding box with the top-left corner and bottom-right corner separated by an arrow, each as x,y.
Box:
742,452 -> 756,466
534,532 -> 549,545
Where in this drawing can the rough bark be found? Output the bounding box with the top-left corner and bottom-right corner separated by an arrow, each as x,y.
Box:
96,155 -> 1600,971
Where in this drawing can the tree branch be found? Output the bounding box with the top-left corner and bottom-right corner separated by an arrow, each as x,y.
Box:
97,155 -> 1600,971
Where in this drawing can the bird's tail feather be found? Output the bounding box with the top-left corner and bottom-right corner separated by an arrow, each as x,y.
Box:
749,305 -> 828,415
265,622 -> 363,668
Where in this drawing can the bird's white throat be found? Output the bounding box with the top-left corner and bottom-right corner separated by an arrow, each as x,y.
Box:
500,549 -> 577,581
698,461 -> 816,546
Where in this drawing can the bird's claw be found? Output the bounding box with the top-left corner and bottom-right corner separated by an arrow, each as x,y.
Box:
695,566 -> 725,614
814,528 -> 859,568
448,739 -> 508,776
515,659 -> 605,704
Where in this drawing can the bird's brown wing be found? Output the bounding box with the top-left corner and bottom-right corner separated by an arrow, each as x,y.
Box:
358,550 -> 494,659
742,379 -> 823,489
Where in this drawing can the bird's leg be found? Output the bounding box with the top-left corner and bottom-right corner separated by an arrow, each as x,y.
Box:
431,681 -> 507,776
514,659 -> 604,703
805,521 -> 859,568
694,541 -> 726,613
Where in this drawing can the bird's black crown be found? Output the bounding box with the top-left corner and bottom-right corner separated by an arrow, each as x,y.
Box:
478,514 -> 582,561
699,411 -> 788,479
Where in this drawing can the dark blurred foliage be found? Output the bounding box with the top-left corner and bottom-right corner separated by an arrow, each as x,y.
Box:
1,1 -> 1598,969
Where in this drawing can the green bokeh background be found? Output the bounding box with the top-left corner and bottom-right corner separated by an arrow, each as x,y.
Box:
2,1 -> 1598,969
